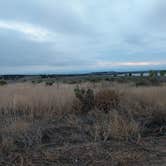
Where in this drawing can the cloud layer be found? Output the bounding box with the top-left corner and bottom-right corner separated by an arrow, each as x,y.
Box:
0,0 -> 166,74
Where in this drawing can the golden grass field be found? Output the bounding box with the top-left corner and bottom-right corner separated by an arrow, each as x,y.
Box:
0,82 -> 165,165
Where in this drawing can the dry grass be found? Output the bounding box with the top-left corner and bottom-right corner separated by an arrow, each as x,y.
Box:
109,110 -> 140,141
0,82 -> 165,165
90,109 -> 139,142
0,83 -> 75,119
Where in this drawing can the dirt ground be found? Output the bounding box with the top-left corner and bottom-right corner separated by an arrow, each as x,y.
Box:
0,120 -> 165,166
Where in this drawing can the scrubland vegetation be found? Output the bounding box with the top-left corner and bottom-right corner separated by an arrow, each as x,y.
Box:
0,81 -> 165,165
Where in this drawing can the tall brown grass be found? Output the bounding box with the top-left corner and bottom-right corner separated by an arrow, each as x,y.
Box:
0,83 -> 75,119
0,82 -> 166,165
0,82 -> 165,145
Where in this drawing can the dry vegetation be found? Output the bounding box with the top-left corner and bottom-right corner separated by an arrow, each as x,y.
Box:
0,82 -> 165,166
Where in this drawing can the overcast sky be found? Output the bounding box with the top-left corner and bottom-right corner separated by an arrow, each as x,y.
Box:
0,0 -> 166,74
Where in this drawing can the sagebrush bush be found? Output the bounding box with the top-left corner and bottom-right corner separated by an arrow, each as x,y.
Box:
0,80 -> 7,86
74,87 -> 94,113
95,89 -> 120,112
45,81 -> 54,86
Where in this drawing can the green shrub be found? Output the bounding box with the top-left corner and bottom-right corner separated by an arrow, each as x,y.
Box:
160,71 -> 166,77
74,87 -> 94,113
149,70 -> 157,77
32,80 -> 36,84
89,78 -> 101,83
135,79 -> 150,87
45,81 -> 54,86
0,80 -> 7,86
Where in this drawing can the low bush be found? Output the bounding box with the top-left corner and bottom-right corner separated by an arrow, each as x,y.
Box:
0,80 -> 7,86
74,87 -> 94,113
45,81 -> 54,86
135,79 -> 151,86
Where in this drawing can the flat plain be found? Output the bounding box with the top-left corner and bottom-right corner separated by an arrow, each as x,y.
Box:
0,78 -> 165,166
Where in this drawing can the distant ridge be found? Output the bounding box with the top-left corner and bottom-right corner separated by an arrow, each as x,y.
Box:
0,69 -> 166,79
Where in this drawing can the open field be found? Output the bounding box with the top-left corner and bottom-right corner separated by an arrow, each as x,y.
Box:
0,81 -> 165,165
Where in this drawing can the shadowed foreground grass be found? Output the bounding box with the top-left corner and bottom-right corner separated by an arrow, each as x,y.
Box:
0,82 -> 165,165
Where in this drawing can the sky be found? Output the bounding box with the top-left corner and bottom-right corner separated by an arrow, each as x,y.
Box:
0,0 -> 166,74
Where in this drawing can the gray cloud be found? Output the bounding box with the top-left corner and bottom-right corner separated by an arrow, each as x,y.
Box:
0,0 -> 166,74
